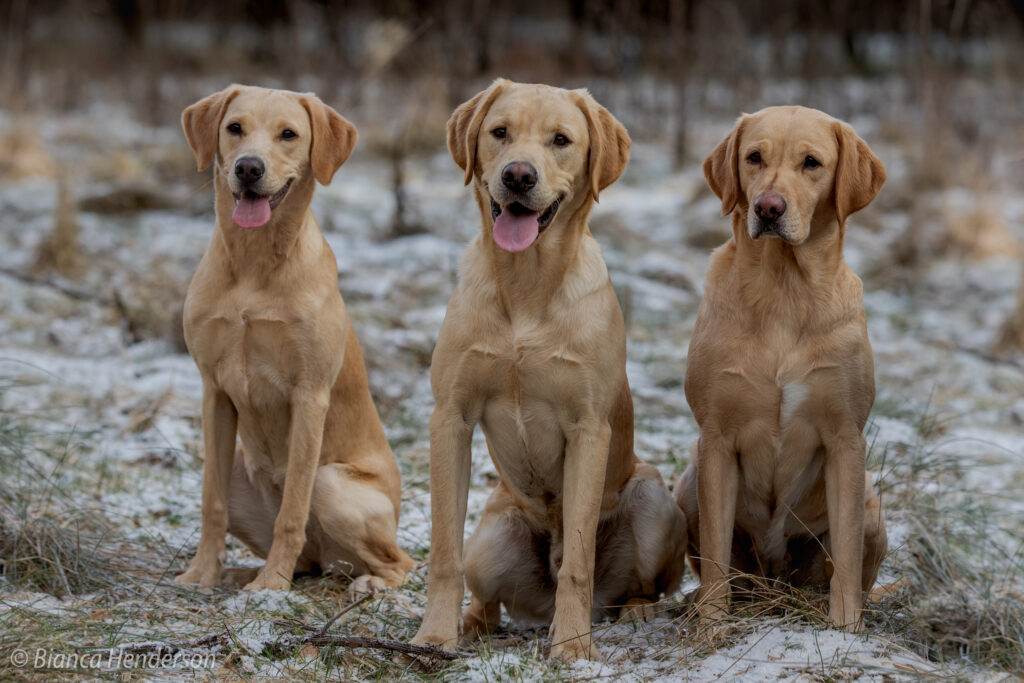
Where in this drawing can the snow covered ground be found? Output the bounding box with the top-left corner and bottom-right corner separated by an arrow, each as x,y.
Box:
1,83 -> 1022,680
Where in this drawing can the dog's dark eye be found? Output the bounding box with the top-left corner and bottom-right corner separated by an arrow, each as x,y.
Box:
747,151 -> 761,164
803,155 -> 820,169
281,129 -> 297,140
227,122 -> 242,135
492,127 -> 507,139
553,133 -> 570,147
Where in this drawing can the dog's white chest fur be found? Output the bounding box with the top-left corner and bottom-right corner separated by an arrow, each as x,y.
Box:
778,381 -> 808,425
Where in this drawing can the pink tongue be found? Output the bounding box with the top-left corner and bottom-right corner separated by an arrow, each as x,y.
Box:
493,209 -> 540,252
232,196 -> 271,229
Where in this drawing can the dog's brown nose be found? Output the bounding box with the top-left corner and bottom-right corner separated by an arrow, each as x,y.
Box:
234,157 -> 265,185
501,162 -> 537,194
754,192 -> 786,221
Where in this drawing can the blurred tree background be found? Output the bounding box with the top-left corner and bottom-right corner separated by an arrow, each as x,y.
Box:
3,0 -> 1024,348
4,0 -> 1024,159
2,7 -> 1024,677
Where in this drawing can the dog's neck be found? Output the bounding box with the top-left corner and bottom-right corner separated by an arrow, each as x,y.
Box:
473,186 -> 594,318
729,209 -> 853,325
212,171 -> 319,281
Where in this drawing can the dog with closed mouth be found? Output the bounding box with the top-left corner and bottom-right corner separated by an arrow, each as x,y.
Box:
676,105 -> 888,632
410,79 -> 687,662
175,85 -> 414,598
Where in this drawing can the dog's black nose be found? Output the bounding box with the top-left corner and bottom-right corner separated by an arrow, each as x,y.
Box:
501,162 -> 537,193
234,157 -> 265,184
754,192 -> 786,221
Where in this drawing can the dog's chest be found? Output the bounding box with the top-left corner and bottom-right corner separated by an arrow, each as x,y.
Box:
470,323 -> 594,498
722,344 -> 841,547
186,293 -> 303,410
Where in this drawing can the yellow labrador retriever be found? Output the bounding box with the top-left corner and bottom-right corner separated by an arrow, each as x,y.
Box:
411,79 -> 687,662
174,85 -> 413,597
676,105 -> 888,631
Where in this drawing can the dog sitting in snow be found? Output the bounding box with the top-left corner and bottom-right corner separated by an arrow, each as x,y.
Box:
411,79 -> 687,662
675,106 -> 888,632
175,85 -> 413,598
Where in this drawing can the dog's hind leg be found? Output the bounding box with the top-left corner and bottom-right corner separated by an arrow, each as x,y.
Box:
861,475 -> 887,592
226,452 -> 318,579
594,463 -> 687,619
310,462 -> 414,600
462,485 -> 555,640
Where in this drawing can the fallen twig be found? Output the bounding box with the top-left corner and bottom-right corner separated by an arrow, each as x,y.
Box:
301,635 -> 466,661
316,591 -> 372,637
110,631 -> 231,656
115,588 -> 465,667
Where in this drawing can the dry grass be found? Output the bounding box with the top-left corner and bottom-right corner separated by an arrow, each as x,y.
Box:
31,177 -> 83,280
946,204 -> 1019,262
997,263 -> 1024,354
0,123 -> 55,181
2,394 -> 1021,681
112,264 -> 189,352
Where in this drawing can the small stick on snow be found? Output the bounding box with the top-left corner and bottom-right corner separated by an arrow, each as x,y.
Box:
315,591 -> 373,637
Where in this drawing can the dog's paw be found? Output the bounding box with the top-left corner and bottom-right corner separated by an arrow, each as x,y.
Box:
459,610 -> 492,643
828,594 -> 864,632
395,631 -> 459,668
174,563 -> 221,589
620,598 -> 656,623
220,567 -> 260,589
867,577 -> 910,602
409,630 -> 458,652
550,638 -> 601,663
346,574 -> 387,602
242,568 -> 290,591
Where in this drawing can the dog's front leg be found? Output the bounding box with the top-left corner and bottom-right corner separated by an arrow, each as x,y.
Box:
825,429 -> 866,631
696,431 -> 739,622
549,418 -> 611,663
244,389 -> 330,591
411,407 -> 474,649
176,385 -> 238,588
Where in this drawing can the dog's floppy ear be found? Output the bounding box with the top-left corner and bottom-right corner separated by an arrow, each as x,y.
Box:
181,85 -> 242,171
573,90 -> 631,202
448,79 -> 507,186
833,121 -> 886,225
703,115 -> 747,216
301,94 -> 358,185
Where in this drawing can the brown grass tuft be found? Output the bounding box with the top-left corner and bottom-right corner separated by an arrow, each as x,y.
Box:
996,262 -> 1024,354
946,205 -> 1019,261
31,175 -> 83,279
0,121 -> 55,180
113,264 -> 189,352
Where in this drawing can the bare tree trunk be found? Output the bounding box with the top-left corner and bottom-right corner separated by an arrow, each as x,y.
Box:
1,0 -> 29,109
671,0 -> 690,169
